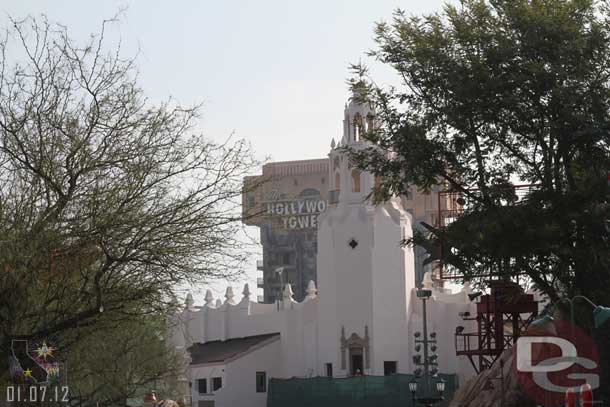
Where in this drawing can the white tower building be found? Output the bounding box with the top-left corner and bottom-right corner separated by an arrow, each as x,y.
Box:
317,95 -> 416,376
170,93 -> 476,407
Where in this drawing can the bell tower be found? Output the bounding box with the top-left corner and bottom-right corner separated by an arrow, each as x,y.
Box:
329,94 -> 375,206
317,92 -> 416,377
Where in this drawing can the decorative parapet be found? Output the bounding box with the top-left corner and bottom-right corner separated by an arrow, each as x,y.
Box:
225,286 -> 237,305
204,289 -> 215,307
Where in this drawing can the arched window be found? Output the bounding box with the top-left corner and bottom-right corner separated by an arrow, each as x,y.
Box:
351,169 -> 361,193
335,172 -> 341,191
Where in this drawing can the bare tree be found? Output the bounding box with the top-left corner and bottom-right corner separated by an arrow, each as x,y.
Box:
0,14 -> 258,384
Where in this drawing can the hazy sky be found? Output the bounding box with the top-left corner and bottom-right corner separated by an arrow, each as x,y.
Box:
2,0 -> 453,299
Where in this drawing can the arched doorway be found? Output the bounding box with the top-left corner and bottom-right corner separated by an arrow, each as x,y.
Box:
340,326 -> 370,375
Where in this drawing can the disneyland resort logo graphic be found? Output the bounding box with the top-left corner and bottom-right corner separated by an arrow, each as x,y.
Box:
514,318 -> 600,406
5,338 -> 69,403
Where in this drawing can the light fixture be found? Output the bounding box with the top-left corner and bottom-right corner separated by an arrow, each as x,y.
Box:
413,368 -> 422,377
429,355 -> 438,363
417,289 -> 432,298
415,344 -> 421,352
409,379 -> 418,393
414,331 -> 421,338
430,332 -> 437,339
436,379 -> 446,393
430,345 -> 437,352
430,367 -> 439,376
413,355 -> 422,364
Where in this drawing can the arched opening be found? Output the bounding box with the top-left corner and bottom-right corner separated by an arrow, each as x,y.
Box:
353,113 -> 363,141
351,169 -> 361,193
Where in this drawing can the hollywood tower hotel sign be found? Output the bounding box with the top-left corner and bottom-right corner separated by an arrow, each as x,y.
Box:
265,196 -> 327,229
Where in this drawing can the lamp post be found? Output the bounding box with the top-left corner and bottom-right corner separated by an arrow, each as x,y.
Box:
409,377 -> 446,407
275,267 -> 285,310
410,289 -> 446,406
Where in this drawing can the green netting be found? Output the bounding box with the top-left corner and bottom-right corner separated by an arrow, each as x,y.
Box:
267,373 -> 457,407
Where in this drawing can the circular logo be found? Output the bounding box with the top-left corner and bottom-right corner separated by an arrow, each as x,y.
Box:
513,319 -> 600,406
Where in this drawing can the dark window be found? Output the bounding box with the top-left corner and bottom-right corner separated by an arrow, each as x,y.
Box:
248,196 -> 256,207
325,363 -> 333,377
384,361 -> 397,376
321,177 -> 325,184
197,378 -> 207,394
256,371 -> 267,393
282,252 -> 291,265
212,377 -> 222,392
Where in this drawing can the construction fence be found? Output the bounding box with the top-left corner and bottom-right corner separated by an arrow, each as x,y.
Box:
267,373 -> 458,407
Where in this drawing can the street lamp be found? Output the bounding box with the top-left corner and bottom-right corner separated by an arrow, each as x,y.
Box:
409,379 -> 418,393
275,267 -> 285,310
411,289 -> 446,406
436,378 -> 446,394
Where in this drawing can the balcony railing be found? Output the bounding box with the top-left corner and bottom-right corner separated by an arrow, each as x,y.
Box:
257,277 -> 264,287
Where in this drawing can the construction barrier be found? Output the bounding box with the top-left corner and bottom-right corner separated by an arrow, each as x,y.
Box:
267,373 -> 457,407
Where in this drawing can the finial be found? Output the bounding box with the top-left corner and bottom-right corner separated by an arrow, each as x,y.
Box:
305,280 -> 317,301
225,286 -> 236,305
331,138 -> 336,149
215,299 -> 223,308
283,284 -> 294,301
422,271 -> 434,289
204,289 -> 214,306
185,293 -> 194,309
242,283 -> 251,299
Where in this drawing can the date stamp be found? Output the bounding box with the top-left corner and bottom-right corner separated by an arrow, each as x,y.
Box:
5,385 -> 70,404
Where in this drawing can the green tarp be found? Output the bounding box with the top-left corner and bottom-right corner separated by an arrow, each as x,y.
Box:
267,373 -> 457,407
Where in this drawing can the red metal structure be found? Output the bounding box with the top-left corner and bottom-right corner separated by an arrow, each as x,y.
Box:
433,185 -> 541,373
454,280 -> 538,373
435,185 -> 538,280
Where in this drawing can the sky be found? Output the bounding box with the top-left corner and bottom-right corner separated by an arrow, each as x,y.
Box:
1,0 -> 453,301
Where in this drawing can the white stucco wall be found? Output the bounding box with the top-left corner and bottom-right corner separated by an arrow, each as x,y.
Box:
190,337 -> 281,407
